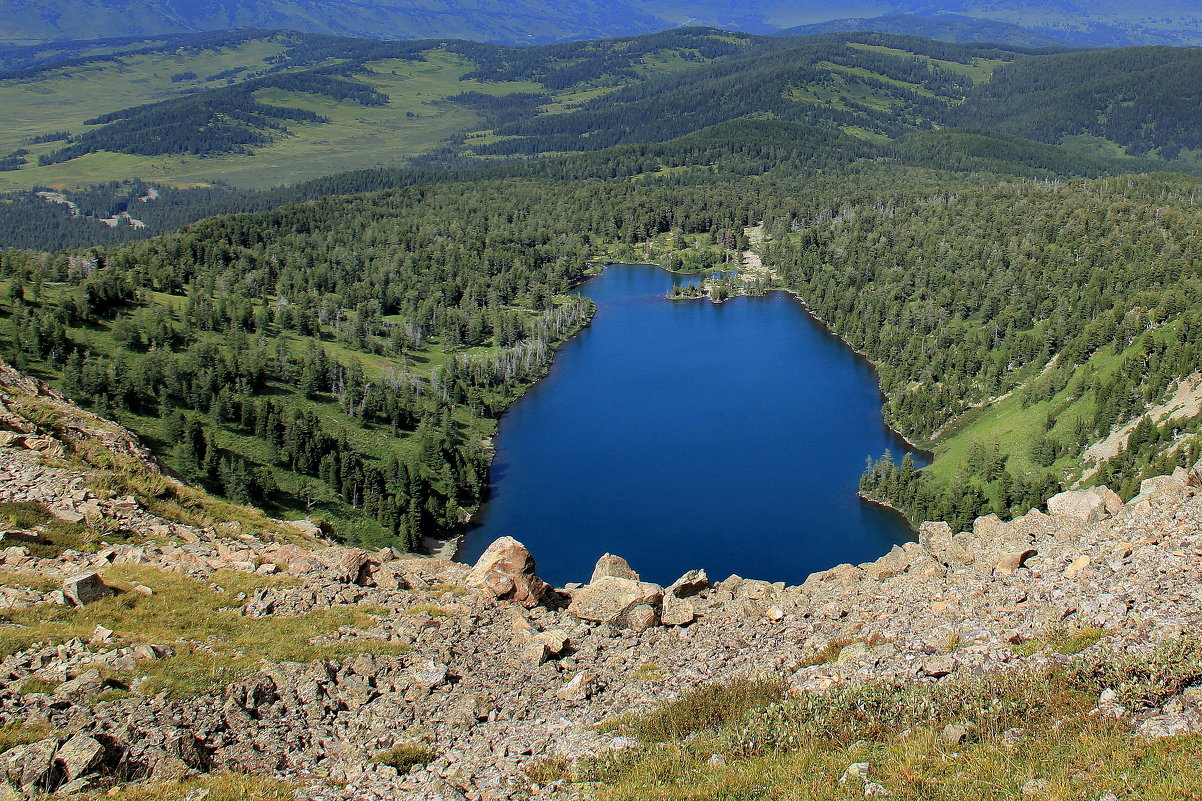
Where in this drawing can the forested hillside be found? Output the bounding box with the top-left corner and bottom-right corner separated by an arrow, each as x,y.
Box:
4,27 -> 1202,202
3,141 -> 1202,546
0,176 -> 761,547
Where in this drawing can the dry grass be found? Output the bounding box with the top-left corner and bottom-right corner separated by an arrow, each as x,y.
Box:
799,637 -> 863,667
0,721 -> 51,753
601,676 -> 787,743
405,603 -> 453,617
0,501 -> 96,556
80,773 -> 293,801
1013,626 -> 1107,657
0,564 -> 408,696
371,742 -> 435,772
581,640 -> 1202,801
0,568 -> 61,592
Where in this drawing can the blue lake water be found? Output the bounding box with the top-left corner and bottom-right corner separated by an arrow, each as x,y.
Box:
461,264 -> 924,587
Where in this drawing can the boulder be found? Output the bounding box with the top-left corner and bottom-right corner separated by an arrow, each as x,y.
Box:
660,594 -> 696,626
626,604 -> 659,632
865,545 -> 911,581
54,734 -> 104,782
1139,475 -> 1184,497
922,656 -> 957,678
918,522 -> 973,566
62,572 -> 113,607
590,553 -> 639,582
666,568 -> 709,598
54,668 -> 105,702
15,739 -> 59,790
1046,486 -> 1122,522
568,576 -> 663,629
465,537 -> 552,608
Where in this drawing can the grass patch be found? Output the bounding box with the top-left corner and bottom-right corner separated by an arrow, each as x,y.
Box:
526,755 -> 571,784
799,638 -> 863,668
371,742 -> 434,772
81,773 -> 293,801
604,677 -> 787,743
17,677 -> 61,695
632,662 -> 667,682
0,569 -> 60,592
405,603 -> 452,617
1013,626 -> 1107,657
0,564 -> 407,697
582,640 -> 1202,801
0,501 -> 93,556
0,721 -> 51,754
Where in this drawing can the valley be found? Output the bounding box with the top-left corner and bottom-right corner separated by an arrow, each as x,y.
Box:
1,7 -> 1202,800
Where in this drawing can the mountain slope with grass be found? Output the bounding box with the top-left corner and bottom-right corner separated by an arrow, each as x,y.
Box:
3,27 -> 1200,203
2,360 -> 1202,799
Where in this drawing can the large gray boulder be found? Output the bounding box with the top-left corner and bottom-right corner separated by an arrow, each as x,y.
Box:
1047,486 -> 1122,522
568,576 -> 663,629
466,536 -> 552,608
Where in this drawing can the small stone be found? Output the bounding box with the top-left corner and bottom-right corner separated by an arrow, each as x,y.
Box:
410,659 -> 448,691
555,672 -> 596,702
90,625 -> 113,644
1064,555 -> 1091,577
922,656 -> 957,678
940,723 -> 970,745
864,783 -> 894,797
764,606 -> 785,622
995,549 -> 1037,575
1022,778 -> 1049,796
840,763 -> 870,784
707,753 -> 726,767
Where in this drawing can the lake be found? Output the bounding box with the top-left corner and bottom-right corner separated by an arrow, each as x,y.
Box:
460,264 -> 924,587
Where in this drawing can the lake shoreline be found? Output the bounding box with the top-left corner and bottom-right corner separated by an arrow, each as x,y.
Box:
665,271 -> 933,459
457,262 -> 926,585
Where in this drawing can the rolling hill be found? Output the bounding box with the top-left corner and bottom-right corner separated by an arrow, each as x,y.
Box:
6,27 -> 1202,200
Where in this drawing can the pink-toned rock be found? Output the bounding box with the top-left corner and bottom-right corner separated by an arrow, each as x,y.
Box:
1047,486 -> 1122,522
465,536 -> 552,607
995,548 -> 1038,575
591,553 -> 639,582
568,576 -> 663,628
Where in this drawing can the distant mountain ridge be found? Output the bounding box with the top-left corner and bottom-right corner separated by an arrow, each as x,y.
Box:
775,14 -> 1069,47
1,0 -> 1198,47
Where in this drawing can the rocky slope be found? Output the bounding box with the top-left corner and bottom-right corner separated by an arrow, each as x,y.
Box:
1,360 -> 1201,800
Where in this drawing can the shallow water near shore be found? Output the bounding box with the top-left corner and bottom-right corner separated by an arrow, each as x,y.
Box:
461,264 -> 925,587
